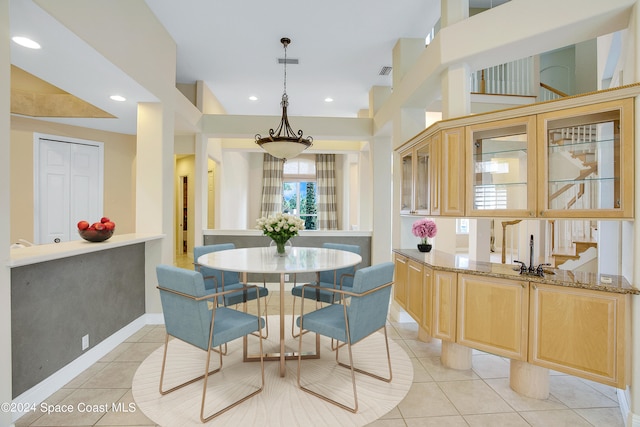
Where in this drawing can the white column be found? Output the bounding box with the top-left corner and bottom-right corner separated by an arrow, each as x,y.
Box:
358,149 -> 373,233
439,0 -> 472,370
469,219 -> 491,262
441,63 -> 471,119
510,360 -> 550,399
441,0 -> 469,27
392,38 -> 425,90
370,136 -> 393,264
136,102 -> 174,314
1,1 -> 14,425
433,219 -> 457,256
194,133 -> 208,247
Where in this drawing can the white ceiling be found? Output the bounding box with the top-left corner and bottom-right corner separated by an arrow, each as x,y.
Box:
147,0 -> 441,118
9,0 -> 509,134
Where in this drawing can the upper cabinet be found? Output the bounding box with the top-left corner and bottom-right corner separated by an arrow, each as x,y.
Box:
466,116 -> 536,217
396,86 -> 637,220
537,98 -> 634,218
400,138 -> 431,215
440,127 -> 466,216
399,129 -> 464,217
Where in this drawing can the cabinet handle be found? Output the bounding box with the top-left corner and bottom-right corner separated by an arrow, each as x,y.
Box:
532,284 -> 537,290
521,283 -> 525,288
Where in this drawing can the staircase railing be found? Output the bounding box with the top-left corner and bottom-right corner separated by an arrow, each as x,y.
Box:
471,57 -> 536,96
470,58 -> 571,102
547,124 -> 598,210
539,82 -> 568,101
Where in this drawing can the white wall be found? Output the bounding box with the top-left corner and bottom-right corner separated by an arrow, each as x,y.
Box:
219,151 -> 250,228
1,1 -> 13,425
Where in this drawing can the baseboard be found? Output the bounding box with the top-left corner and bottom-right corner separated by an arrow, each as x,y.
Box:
618,388 -> 640,427
11,314 -> 156,423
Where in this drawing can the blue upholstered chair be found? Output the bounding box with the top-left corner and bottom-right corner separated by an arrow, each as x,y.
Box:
156,265 -> 265,422
290,242 -> 361,337
194,243 -> 269,338
295,262 -> 395,413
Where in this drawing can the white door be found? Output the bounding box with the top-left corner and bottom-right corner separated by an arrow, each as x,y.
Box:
35,135 -> 103,244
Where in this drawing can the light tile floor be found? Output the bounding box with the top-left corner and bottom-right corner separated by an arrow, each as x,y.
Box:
14,255 -> 626,427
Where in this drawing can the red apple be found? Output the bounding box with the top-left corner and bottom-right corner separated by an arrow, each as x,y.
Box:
100,216 -> 110,224
93,222 -> 105,231
77,220 -> 90,230
103,221 -> 115,231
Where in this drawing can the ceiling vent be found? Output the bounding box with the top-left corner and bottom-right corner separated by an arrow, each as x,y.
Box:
278,58 -> 299,64
379,66 -> 392,76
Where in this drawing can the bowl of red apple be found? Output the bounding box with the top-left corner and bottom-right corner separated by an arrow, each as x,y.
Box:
77,217 -> 116,242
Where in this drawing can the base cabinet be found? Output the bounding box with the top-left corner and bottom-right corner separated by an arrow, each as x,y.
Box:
433,270 -> 457,342
406,260 -> 424,321
391,252 -> 631,390
529,283 -> 629,388
420,266 -> 433,336
457,274 -> 529,360
393,255 -> 408,310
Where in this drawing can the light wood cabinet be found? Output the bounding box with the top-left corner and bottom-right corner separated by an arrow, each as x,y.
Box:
400,139 -> 431,215
537,98 -> 634,218
429,132 -> 441,216
391,250 -> 633,389
420,266 -> 433,336
466,116 -> 537,217
433,270 -> 457,342
457,274 -> 529,360
440,127 -> 466,216
393,254 -> 408,309
529,283 -> 629,388
406,260 -> 424,321
397,90 -> 636,220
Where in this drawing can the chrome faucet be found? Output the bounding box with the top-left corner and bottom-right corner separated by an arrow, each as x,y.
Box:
514,234 -> 551,277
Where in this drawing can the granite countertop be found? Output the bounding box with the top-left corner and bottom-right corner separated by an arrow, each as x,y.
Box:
393,248 -> 639,295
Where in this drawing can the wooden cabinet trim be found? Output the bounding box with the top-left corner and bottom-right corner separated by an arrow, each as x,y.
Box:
457,274 -> 529,360
529,283 -> 628,388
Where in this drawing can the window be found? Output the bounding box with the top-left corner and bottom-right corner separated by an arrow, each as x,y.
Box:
282,155 -> 318,230
456,218 -> 469,234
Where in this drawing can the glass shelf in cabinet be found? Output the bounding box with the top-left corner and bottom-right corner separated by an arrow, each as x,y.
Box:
547,176 -> 618,184
472,148 -> 528,158
547,138 -> 615,151
473,181 -> 529,187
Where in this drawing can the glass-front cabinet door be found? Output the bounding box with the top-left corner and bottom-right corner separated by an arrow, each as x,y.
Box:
537,98 -> 634,218
400,139 -> 430,215
414,142 -> 430,215
400,149 -> 413,215
466,116 -> 536,217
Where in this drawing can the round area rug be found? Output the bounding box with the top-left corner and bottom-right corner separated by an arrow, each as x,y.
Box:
132,316 -> 413,426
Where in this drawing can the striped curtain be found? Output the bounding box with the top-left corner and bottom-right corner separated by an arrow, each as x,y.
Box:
316,154 -> 338,230
260,154 -> 283,218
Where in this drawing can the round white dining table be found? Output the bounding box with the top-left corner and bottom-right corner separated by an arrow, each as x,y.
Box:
197,246 -> 362,377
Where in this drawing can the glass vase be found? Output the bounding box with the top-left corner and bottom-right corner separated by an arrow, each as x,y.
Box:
269,239 -> 292,256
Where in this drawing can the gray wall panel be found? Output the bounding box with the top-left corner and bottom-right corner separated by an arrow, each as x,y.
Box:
11,243 -> 145,397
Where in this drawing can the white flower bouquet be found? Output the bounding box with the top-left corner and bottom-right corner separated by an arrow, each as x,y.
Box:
256,213 -> 305,254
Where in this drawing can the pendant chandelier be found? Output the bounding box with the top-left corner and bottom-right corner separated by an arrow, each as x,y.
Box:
255,37 -> 312,161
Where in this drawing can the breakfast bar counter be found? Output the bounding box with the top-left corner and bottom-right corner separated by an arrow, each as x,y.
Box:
393,248 -> 638,295
392,248 -> 638,396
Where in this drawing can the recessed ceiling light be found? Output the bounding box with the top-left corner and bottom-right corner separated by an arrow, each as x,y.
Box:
249,96 -> 258,101
12,36 -> 41,49
324,97 -> 334,103
110,95 -> 126,102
